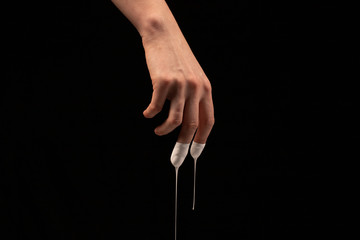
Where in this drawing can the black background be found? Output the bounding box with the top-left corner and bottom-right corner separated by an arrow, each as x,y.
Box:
1,0 -> 357,239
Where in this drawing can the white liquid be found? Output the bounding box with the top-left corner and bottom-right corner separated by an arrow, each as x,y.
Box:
190,142 -> 205,211
192,158 -> 197,210
170,142 -> 190,240
175,166 -> 179,240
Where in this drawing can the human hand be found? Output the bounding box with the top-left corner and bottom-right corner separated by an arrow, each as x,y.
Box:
111,0 -> 215,144
142,27 -> 215,144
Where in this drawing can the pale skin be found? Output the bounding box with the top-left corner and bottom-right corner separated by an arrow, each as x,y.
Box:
111,0 -> 215,144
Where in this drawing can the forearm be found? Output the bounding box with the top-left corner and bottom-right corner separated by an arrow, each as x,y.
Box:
111,0 -> 183,41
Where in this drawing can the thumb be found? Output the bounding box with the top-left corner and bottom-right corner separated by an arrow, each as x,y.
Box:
143,88 -> 166,118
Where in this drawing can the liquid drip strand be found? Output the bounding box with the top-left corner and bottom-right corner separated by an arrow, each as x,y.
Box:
192,158 -> 197,210
175,167 -> 179,240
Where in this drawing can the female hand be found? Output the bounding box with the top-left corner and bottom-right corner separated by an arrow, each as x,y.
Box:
111,0 -> 215,143
142,26 -> 215,144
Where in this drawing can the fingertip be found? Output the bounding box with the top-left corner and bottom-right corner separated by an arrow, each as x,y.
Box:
154,128 -> 162,136
143,109 -> 153,118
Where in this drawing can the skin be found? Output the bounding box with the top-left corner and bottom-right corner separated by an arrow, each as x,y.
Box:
111,0 -> 215,144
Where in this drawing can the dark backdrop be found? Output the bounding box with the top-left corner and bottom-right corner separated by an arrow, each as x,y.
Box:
2,0 -> 357,239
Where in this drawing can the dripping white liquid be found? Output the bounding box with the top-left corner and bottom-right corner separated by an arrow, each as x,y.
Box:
169,142 -> 191,240
175,166 -> 179,240
190,142 -> 205,211
192,158 -> 197,210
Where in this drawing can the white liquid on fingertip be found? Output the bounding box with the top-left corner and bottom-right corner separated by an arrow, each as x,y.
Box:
190,142 -> 205,211
190,142 -> 206,160
170,142 -> 189,240
171,142 -> 189,168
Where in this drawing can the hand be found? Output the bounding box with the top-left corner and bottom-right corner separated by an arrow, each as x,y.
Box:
110,0 -> 215,144
142,28 -> 215,144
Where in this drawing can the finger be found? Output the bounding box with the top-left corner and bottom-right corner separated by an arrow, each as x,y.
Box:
193,95 -> 215,144
143,83 -> 169,118
177,97 -> 199,143
154,95 -> 185,136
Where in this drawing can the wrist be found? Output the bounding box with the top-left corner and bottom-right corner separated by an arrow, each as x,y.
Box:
138,15 -> 166,39
138,13 -> 183,44
111,0 -> 183,43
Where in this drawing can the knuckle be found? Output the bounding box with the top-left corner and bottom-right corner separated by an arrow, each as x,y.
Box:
173,103 -> 184,114
203,82 -> 212,94
160,76 -> 185,92
151,103 -> 162,112
170,118 -> 182,127
203,117 -> 215,128
175,78 -> 185,89
187,77 -> 200,90
183,121 -> 198,130
160,77 -> 172,86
